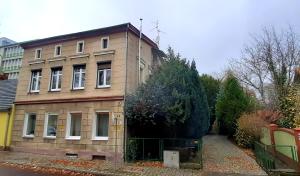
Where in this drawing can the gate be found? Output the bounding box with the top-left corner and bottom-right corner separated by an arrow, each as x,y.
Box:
126,138 -> 203,168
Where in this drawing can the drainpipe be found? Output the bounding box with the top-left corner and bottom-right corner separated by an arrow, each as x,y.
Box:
123,24 -> 129,162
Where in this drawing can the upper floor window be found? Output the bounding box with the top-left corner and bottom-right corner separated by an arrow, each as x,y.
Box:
30,70 -> 42,92
54,45 -> 62,57
72,65 -> 85,89
97,61 -> 111,88
50,67 -> 62,91
35,49 -> 42,59
101,37 -> 109,50
76,41 -> 84,53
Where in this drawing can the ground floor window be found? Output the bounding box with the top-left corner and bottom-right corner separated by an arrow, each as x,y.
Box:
23,113 -> 36,137
66,112 -> 82,140
44,113 -> 58,138
92,112 -> 109,140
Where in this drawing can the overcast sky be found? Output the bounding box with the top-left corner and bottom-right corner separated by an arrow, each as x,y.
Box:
0,0 -> 299,75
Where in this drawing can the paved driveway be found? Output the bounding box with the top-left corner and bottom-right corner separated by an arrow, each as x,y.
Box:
202,135 -> 267,176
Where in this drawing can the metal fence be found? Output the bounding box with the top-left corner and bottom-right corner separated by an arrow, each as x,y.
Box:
126,138 -> 202,168
254,141 -> 276,170
254,141 -> 299,174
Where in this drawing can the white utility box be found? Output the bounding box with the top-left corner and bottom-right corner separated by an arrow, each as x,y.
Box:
163,150 -> 180,168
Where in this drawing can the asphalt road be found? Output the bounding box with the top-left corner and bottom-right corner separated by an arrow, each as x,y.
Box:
0,165 -> 52,176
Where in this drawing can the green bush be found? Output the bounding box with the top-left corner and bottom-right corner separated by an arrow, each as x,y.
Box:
126,139 -> 138,161
277,86 -> 297,128
234,111 -> 269,148
234,128 -> 256,148
216,73 -> 256,136
125,47 -> 210,138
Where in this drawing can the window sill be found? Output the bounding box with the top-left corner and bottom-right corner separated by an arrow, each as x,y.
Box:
29,59 -> 45,65
71,88 -> 85,91
44,136 -> 56,139
92,137 -> 109,141
49,90 -> 61,92
23,135 -> 34,138
96,85 -> 111,89
69,53 -> 90,59
65,136 -> 81,140
28,91 -> 40,95
93,50 -> 115,56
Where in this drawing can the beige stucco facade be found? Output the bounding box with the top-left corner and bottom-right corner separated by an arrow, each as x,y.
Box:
11,24 -> 158,161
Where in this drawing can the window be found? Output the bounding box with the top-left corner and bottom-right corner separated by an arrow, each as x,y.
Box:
92,112 -> 109,140
101,37 -> 109,49
44,113 -> 58,138
76,41 -> 84,53
50,67 -> 62,91
54,45 -> 62,57
72,65 -> 85,89
66,113 -> 82,140
97,62 -> 111,88
30,70 -> 42,92
35,49 -> 42,59
23,113 -> 36,138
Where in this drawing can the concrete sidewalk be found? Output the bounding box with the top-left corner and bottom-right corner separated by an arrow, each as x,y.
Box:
0,135 -> 267,176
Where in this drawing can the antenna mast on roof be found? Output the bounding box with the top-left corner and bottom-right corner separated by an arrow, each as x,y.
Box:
152,20 -> 165,48
138,18 -> 143,85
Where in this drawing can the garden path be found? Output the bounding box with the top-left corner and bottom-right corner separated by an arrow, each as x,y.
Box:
202,135 -> 267,175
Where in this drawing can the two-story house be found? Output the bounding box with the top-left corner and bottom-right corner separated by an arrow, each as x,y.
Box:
11,23 -> 161,161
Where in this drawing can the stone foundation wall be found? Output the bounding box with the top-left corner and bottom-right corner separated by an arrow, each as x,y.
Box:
11,100 -> 124,162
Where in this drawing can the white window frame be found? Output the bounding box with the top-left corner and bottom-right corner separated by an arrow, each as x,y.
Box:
65,112 -> 82,140
30,70 -> 42,93
72,65 -> 85,90
35,48 -> 42,59
23,113 -> 36,138
100,36 -> 109,50
76,41 -> 84,53
92,111 -> 110,141
97,68 -> 111,88
50,68 -> 62,91
54,45 -> 62,57
43,113 -> 58,139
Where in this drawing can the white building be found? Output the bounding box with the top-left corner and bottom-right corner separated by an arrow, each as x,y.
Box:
0,38 -> 23,79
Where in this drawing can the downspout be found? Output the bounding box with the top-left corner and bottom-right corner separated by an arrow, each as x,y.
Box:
123,24 -> 129,162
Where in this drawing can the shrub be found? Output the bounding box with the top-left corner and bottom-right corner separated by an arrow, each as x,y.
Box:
277,86 -> 297,128
234,129 -> 256,148
126,139 -> 138,161
125,48 -> 210,138
216,73 -> 255,136
295,85 -> 300,128
234,111 -> 269,148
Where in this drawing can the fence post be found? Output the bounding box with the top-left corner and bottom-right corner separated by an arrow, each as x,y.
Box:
268,124 -> 278,155
293,128 -> 300,162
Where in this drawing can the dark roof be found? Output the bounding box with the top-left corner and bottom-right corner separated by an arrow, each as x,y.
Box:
20,23 -> 158,49
0,79 -> 18,111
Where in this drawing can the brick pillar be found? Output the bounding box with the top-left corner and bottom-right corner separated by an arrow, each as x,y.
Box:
268,124 -> 278,155
269,124 -> 278,145
293,128 -> 300,162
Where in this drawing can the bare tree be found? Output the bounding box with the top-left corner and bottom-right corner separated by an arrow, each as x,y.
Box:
231,46 -> 269,104
232,26 -> 300,107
